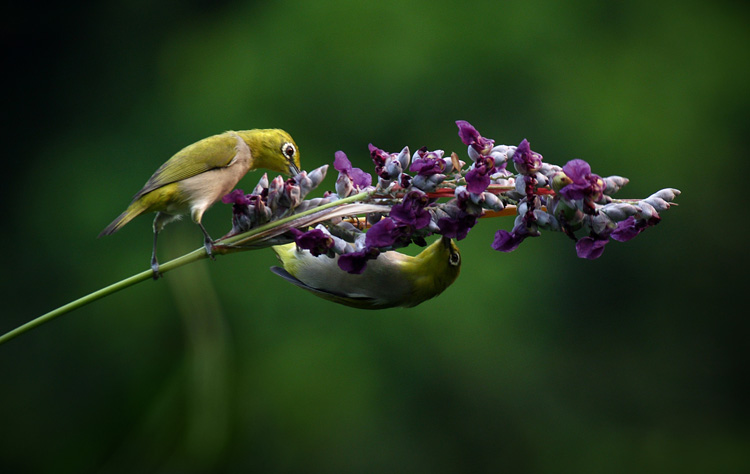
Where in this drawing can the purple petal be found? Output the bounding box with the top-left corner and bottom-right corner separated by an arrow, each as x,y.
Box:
465,167 -> 491,194
437,214 -> 477,241
293,228 -> 334,257
334,151 -> 352,173
390,191 -> 431,229
512,139 -> 531,165
610,216 -> 642,242
365,218 -> 399,248
562,159 -> 592,182
222,189 -> 249,205
348,167 -> 373,189
410,157 -> 444,177
456,120 -> 480,146
491,229 -> 525,252
575,236 -> 608,259
337,250 -> 370,274
369,143 -> 388,166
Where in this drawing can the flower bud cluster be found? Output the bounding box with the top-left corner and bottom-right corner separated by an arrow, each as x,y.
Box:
221,165 -> 329,237
369,144 -> 410,188
221,119 -> 680,274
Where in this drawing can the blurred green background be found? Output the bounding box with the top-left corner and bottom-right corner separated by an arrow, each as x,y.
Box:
2,0 -> 748,472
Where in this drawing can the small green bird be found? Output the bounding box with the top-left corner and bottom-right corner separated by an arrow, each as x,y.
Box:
270,236 -> 461,309
100,129 -> 300,278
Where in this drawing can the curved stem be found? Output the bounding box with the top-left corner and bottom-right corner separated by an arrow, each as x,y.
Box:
0,249 -> 208,346
0,190 -> 375,347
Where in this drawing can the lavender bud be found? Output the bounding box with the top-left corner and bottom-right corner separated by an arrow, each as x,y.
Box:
489,145 -> 514,167
442,157 -> 454,174
587,213 -> 614,235
643,196 -> 671,212
253,173 -> 269,195
647,188 -> 681,206
534,171 -> 550,187
294,171 -> 313,197
329,235 -> 350,255
518,201 -> 529,217
637,200 -> 658,220
293,196 -> 336,213
467,146 -> 481,162
533,209 -> 559,230
336,173 -> 354,197
603,175 -> 629,195
600,202 -> 639,221
266,175 -> 285,209
539,163 -> 562,182
385,158 -> 402,178
481,192 -> 505,211
397,146 -> 410,170
454,185 -> 469,200
658,188 -> 681,200
279,179 -> 301,209
308,165 -> 328,188
411,173 -> 445,192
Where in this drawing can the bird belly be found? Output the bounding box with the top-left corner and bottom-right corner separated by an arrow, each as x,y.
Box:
178,166 -> 246,222
292,251 -> 412,306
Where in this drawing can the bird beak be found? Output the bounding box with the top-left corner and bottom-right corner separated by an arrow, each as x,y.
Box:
289,162 -> 301,176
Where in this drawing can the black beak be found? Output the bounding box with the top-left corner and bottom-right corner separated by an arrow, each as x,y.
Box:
289,162 -> 301,176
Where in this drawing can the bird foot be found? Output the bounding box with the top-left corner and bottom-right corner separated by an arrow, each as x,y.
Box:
204,239 -> 216,261
151,260 -> 162,280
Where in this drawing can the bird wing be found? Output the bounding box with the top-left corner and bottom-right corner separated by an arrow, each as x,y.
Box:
269,266 -> 383,310
134,133 -> 242,200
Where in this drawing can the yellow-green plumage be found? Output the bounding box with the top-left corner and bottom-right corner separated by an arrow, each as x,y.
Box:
271,237 -> 461,309
99,129 -> 300,277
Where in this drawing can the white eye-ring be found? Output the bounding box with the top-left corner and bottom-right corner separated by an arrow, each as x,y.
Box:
449,252 -> 461,266
282,142 -> 296,159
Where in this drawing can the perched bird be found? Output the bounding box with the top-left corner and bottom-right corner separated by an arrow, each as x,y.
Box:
270,236 -> 461,309
99,129 -> 300,278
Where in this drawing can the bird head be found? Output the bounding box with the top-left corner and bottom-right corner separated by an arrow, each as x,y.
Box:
406,236 -> 462,306
246,129 -> 301,176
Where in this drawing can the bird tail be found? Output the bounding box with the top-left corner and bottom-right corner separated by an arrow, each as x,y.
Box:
98,203 -> 146,237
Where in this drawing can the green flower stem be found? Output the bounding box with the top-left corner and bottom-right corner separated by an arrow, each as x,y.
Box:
0,190 -> 373,346
0,249 -> 208,346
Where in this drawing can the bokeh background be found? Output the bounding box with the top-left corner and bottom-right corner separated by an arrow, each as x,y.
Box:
2,0 -> 748,472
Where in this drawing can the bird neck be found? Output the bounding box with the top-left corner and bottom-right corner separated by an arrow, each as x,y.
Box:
234,129 -> 278,172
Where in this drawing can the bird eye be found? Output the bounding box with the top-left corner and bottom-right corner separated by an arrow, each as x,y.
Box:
449,252 -> 460,266
282,142 -> 296,159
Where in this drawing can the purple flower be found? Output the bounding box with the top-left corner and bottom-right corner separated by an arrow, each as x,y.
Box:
512,139 -> 543,175
365,218 -> 411,248
437,211 -> 477,241
559,159 -> 605,203
465,155 -> 495,194
290,228 -> 334,257
390,191 -> 431,229
222,189 -> 252,207
334,151 -> 373,190
610,216 -> 641,242
610,214 -> 660,242
369,144 -> 391,179
575,236 -> 609,259
456,120 -> 495,155
338,247 -> 380,274
491,229 -> 526,252
277,177 -> 301,208
491,220 -> 538,252
369,145 -> 410,183
409,147 -> 447,176
399,173 -> 412,188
